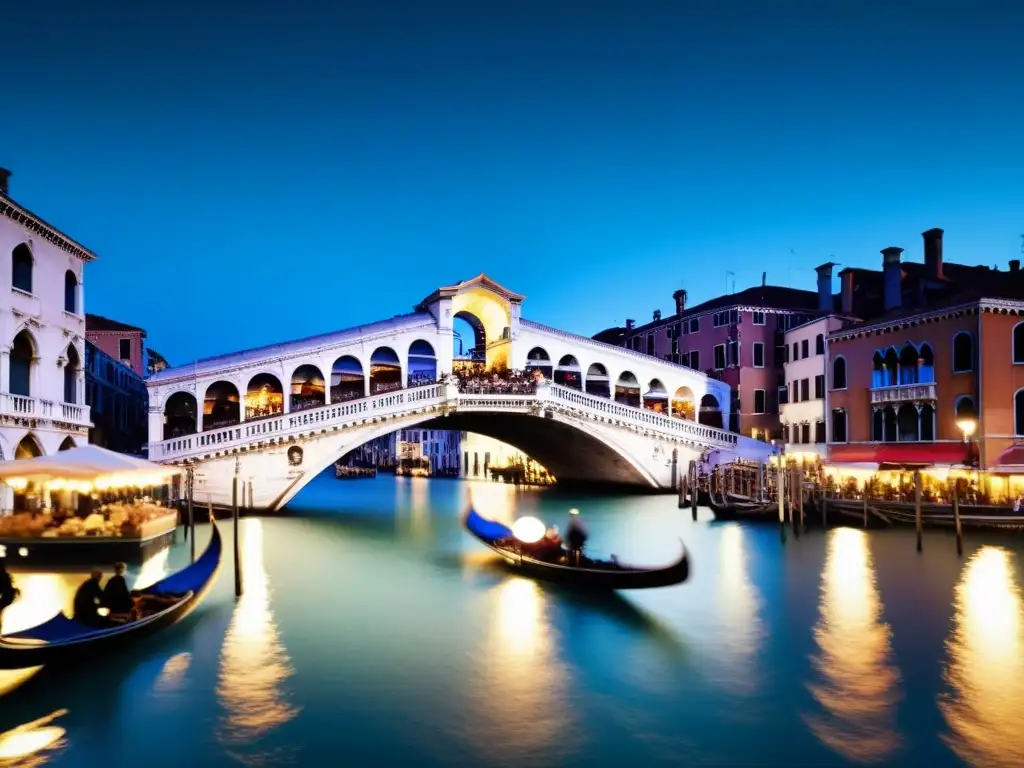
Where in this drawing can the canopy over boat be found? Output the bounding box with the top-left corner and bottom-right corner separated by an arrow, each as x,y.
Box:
0,520 -> 221,666
464,507 -> 689,590
0,444 -> 180,487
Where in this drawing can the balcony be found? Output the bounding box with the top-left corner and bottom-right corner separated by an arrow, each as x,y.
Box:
0,393 -> 92,427
869,381 -> 937,405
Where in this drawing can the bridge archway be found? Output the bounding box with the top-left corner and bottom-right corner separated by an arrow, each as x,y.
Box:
246,373 -> 284,419
644,378 -> 667,413
330,355 -> 364,403
672,386 -> 696,420
291,365 -> 325,412
408,340 -> 437,386
449,283 -> 512,370
554,355 -> 582,389
615,371 -> 640,407
453,312 -> 486,367
164,391 -> 197,438
369,347 -> 401,394
699,393 -> 723,429
525,347 -> 552,379
585,363 -> 610,398
275,410 -> 659,510
203,381 -> 240,430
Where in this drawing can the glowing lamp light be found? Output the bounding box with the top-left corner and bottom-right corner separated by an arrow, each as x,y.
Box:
511,516 -> 546,544
17,548 -> 27,558
96,607 -> 110,618
569,508 -> 580,516
957,418 -> 977,439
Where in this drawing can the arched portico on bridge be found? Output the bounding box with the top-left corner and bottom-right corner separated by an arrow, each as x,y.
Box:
203,381 -> 240,431
246,373 -> 284,419
331,355 -> 364,403
291,364 -> 326,412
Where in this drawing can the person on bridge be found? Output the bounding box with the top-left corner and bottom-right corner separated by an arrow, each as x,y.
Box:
566,509 -> 588,566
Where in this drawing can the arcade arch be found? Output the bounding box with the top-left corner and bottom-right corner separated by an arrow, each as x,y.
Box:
331,355 -> 364,403
15,434 -> 43,460
203,381 -> 240,431
671,386 -> 696,420
699,393 -> 723,429
245,373 -> 284,419
554,355 -> 582,389
614,372 -> 640,407
58,436 -> 76,451
644,378 -> 667,413
525,347 -> 552,379
369,347 -> 401,394
585,363 -> 610,398
291,364 -> 325,411
408,340 -> 437,386
164,391 -> 198,439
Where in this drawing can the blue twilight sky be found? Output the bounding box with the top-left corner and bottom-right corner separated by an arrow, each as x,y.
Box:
1,1 -> 1023,365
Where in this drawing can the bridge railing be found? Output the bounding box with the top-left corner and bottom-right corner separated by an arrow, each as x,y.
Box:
542,384 -> 738,448
152,383 -> 448,462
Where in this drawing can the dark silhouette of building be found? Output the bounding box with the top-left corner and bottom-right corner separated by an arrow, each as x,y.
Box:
84,340 -> 148,455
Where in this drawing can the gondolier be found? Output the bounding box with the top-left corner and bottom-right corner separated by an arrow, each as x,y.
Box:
566,508 -> 588,565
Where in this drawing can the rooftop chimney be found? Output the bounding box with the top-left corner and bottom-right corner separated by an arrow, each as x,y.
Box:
761,271 -> 767,287
0,168 -> 9,197
923,228 -> 944,279
625,318 -> 635,330
1011,259 -> 1020,274
881,246 -> 904,311
673,289 -> 687,315
814,262 -> 836,314
653,309 -> 662,322
840,271 -> 854,315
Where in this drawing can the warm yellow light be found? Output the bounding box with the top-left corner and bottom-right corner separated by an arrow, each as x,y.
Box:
511,516 -> 546,544
16,548 -> 27,558
96,607 -> 110,617
5,478 -> 28,491
957,418 -> 977,439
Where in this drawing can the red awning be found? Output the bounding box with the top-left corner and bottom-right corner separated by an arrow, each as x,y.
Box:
828,442 -> 970,468
991,444 -> 1024,473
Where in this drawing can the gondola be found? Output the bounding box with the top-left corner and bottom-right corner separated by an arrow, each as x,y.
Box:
706,492 -> 780,522
0,518 -> 223,669
464,507 -> 689,590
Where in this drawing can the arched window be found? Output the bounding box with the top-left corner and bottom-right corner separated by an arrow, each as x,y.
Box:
330,355 -> 364,403
830,409 -> 848,443
952,332 -> 973,373
164,391 -> 198,439
1014,322 -> 1024,365
832,356 -> 847,390
15,434 -> 43,460
872,351 -> 886,389
554,355 -> 581,389
918,343 -> 935,383
585,363 -> 610,398
64,270 -> 78,314
1016,389 -> 1024,436
872,409 -> 884,441
920,404 -> 935,441
245,373 -> 284,419
898,343 -> 919,385
9,329 -> 35,397
955,395 -> 977,421
815,334 -> 825,355
291,364 -> 327,409
11,243 -> 32,294
63,344 -> 81,404
203,381 -> 241,430
58,436 -> 76,451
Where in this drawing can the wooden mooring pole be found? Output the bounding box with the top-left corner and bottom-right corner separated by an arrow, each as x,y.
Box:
914,469 -> 923,553
186,464 -> 195,563
862,480 -> 869,529
777,462 -> 787,543
678,470 -> 686,509
797,465 -> 806,534
233,457 -> 243,598
690,461 -> 698,519
953,482 -> 963,557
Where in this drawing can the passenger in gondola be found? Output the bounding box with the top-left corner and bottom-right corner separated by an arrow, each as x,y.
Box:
0,558 -> 20,636
566,508 -> 588,566
102,562 -> 134,621
532,526 -> 563,561
73,571 -> 108,627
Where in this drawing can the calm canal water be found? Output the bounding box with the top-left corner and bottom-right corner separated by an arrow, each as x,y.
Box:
0,473 -> 1021,767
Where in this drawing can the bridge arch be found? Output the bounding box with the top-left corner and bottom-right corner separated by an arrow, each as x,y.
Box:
330,355 -> 364,403
672,386 -> 696,420
164,391 -> 198,438
273,409 -> 660,510
407,340 -> 437,386
554,354 -> 581,389
585,363 -> 611,398
245,373 -> 284,419
644,378 -> 668,413
203,381 -> 240,431
699,392 -> 723,429
525,347 -> 552,379
291,364 -> 325,412
369,347 -> 402,394
614,371 -> 640,407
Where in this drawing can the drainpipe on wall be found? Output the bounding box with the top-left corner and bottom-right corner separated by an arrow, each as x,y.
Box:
823,325 -> 830,459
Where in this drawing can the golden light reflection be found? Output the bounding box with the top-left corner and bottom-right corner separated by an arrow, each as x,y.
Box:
804,528 -> 901,764
713,525 -> 764,694
470,577 -> 577,756
940,546 -> 1024,768
133,547 -> 170,590
0,709 -> 67,767
468,482 -> 526,528
154,652 -> 192,694
217,519 -> 299,745
2,574 -> 70,635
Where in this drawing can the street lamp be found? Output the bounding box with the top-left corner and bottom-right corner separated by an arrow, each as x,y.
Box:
956,416 -> 980,501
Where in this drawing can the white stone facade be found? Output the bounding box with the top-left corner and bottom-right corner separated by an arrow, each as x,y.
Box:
146,276 -> 771,508
781,315 -> 845,460
0,189 -> 94,466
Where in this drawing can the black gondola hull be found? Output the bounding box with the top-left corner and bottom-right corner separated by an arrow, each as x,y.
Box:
464,508 -> 689,590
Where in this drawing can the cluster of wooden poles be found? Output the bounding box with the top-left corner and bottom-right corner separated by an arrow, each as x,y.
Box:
180,461 -> 245,597
677,459 -> 967,556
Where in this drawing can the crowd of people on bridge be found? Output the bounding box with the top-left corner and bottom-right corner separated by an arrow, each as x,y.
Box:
452,366 -> 540,395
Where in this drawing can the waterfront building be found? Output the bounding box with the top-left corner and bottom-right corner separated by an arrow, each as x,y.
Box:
85,313 -> 148,377
344,428 -> 461,474
84,339 -> 149,455
0,168 -> 94,467
598,282 -> 820,437
826,229 -> 1024,485
460,432 -> 551,482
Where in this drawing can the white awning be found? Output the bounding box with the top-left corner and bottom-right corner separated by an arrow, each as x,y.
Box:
0,444 -> 180,483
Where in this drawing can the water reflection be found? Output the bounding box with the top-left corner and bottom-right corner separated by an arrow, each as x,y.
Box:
470,577 -> 577,760
395,476 -> 431,540
155,652 -> 192,694
940,546 -> 1024,767
713,524 -> 764,693
0,709 -> 67,766
804,528 -> 901,764
217,518 -> 299,758
134,546 -> 170,589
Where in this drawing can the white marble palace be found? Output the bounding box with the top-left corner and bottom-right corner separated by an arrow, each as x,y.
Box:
147,275 -> 774,509
0,170 -> 93,466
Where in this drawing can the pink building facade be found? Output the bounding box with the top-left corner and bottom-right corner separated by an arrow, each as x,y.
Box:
85,314 -> 147,377
599,283 -> 825,439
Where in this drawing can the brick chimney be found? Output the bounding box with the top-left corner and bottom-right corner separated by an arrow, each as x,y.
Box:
625,318 -> 635,330
814,262 -> 836,314
653,309 -> 662,322
1011,259 -> 1020,274
0,168 -> 10,197
673,289 -> 687,315
923,228 -> 944,279
840,270 -> 855,315
881,247 -> 904,311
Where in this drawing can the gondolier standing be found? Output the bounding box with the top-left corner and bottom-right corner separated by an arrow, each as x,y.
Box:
566,509 -> 588,566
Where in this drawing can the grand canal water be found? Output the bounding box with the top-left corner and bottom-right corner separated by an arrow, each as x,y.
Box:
0,473 -> 1021,767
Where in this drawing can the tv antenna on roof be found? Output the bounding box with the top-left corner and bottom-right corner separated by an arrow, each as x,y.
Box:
726,270 -> 735,294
